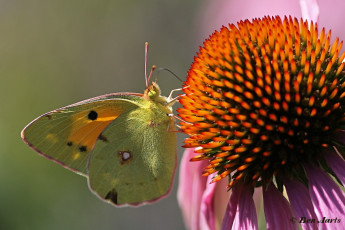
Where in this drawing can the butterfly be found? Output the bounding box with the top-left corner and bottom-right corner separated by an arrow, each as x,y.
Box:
21,43 -> 177,206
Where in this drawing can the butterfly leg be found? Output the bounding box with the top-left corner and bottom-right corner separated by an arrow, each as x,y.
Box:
168,88 -> 182,100
167,114 -> 187,132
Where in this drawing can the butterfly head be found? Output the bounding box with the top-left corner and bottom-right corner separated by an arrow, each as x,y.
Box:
144,82 -> 169,104
145,82 -> 160,98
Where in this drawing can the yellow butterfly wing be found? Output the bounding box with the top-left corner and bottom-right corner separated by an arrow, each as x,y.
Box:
88,87 -> 177,206
21,94 -> 142,176
22,82 -> 177,206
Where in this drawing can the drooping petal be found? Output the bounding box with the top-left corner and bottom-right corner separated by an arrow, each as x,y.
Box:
178,148 -> 230,230
200,176 -> 229,230
305,164 -> 345,230
197,0 -> 303,40
324,148 -> 345,186
177,148 -> 209,230
299,0 -> 319,22
221,182 -> 258,230
200,177 -> 217,230
285,179 -> 318,230
221,184 -> 240,229
213,179 -> 231,230
317,1 -> 345,52
263,183 -> 298,230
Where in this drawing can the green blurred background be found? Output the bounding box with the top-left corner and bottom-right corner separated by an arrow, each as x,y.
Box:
0,1 -> 205,229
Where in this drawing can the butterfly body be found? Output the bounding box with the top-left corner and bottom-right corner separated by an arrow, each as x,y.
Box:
21,82 -> 177,206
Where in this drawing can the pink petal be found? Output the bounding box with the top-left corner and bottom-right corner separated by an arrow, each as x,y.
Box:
305,164 -> 345,230
177,148 -> 209,230
197,0 -> 303,41
178,148 -> 230,230
213,179 -> 231,230
200,176 -> 229,230
325,148 -> 345,186
317,1 -> 345,53
263,183 -> 299,230
221,182 -> 258,230
299,0 -> 320,22
199,177 -> 217,230
285,179 -> 318,230
221,184 -> 241,229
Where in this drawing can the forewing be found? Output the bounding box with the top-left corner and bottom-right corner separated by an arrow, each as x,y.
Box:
88,104 -> 177,206
21,94 -> 141,175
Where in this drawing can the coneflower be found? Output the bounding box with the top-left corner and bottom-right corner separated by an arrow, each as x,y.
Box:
178,16 -> 345,230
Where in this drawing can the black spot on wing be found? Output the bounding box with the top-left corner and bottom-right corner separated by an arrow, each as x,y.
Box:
98,134 -> 109,142
88,110 -> 98,120
45,114 -> 52,120
67,141 -> 73,146
105,189 -> 118,205
79,146 -> 87,152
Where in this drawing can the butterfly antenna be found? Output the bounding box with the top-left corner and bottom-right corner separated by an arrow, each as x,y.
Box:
148,65 -> 156,84
157,68 -> 184,82
145,42 -> 149,87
